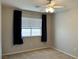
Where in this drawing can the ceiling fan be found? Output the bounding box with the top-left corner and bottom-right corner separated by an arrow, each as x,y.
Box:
35,0 -> 64,13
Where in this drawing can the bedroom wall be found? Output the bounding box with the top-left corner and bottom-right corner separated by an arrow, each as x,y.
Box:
2,5 -> 52,55
52,0 -> 78,58
0,0 -> 2,58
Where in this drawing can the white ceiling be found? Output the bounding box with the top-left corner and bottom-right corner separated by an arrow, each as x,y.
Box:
2,0 -> 75,13
2,0 -> 48,12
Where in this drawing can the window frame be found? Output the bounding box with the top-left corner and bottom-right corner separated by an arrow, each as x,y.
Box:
21,28 -> 42,38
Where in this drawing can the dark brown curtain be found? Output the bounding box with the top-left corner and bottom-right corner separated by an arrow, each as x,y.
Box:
41,14 -> 47,42
13,10 -> 23,45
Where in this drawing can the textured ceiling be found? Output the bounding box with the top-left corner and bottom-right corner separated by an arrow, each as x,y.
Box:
2,0 -> 48,12
2,0 -> 76,13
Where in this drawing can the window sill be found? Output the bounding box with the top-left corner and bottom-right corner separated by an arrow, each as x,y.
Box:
22,36 -> 41,38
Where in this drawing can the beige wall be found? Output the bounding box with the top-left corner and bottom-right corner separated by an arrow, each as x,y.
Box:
0,0 -> 2,58
52,0 -> 78,58
2,5 -> 52,55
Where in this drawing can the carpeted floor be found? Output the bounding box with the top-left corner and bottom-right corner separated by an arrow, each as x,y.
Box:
3,48 -> 75,59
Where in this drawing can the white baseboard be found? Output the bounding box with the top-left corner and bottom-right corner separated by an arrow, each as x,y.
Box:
3,47 -> 48,56
50,47 -> 77,59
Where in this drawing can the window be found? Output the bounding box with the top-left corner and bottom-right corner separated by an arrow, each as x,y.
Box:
22,17 -> 42,37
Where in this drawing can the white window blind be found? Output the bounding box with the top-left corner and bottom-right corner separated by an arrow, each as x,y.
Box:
22,17 -> 42,37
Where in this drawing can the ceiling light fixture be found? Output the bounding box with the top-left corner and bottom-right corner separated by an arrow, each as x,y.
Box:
45,7 -> 55,13
35,0 -> 63,13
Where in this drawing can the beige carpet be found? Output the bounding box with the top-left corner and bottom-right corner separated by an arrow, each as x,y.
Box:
3,48 -> 75,59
